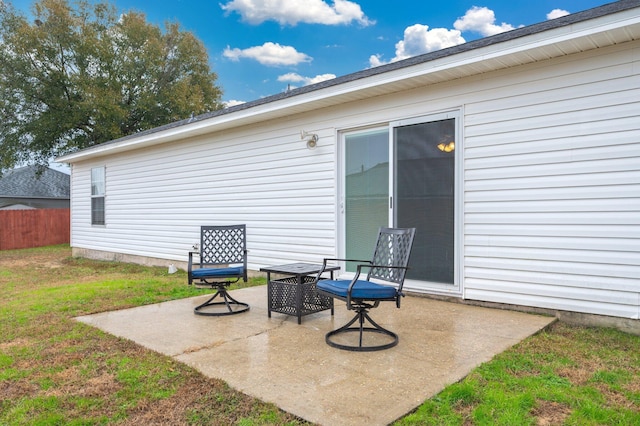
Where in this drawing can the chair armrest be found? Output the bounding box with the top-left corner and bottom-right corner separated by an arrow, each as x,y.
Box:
188,251 -> 200,266
322,257 -> 372,264
315,258 -> 372,281
367,264 -> 409,270
188,251 -> 200,284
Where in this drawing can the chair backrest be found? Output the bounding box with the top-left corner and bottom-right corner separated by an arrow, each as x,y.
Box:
200,225 -> 247,267
367,227 -> 416,288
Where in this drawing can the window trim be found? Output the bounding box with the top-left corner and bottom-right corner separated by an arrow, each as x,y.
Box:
91,166 -> 105,226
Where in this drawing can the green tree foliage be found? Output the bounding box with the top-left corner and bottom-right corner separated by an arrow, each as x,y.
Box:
0,0 -> 223,172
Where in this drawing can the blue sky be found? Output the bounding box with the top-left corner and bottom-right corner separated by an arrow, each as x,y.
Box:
10,0 -> 613,106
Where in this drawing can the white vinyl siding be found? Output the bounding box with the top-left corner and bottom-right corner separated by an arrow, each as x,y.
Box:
68,38 -> 640,319
462,42 -> 640,319
71,123 -> 338,269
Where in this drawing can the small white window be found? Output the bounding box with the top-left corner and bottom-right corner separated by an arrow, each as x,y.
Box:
91,167 -> 105,225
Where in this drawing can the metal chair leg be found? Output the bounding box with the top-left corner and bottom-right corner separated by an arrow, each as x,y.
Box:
325,306 -> 398,351
194,286 -> 250,316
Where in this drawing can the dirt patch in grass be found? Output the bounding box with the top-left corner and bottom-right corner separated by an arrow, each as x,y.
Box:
454,402 -> 475,425
557,364 -> 598,386
123,376 -> 243,425
1,258 -> 64,268
0,248 -> 66,267
596,384 -> 639,411
0,380 -> 40,401
531,400 -> 572,425
0,337 -> 33,350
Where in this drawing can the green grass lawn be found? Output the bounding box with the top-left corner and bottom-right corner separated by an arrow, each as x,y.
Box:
1,245 -> 639,425
398,325 -> 640,425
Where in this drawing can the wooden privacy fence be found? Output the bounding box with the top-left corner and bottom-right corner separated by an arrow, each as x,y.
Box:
0,209 -> 70,250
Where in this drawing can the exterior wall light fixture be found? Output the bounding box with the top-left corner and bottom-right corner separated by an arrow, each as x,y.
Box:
301,130 -> 319,149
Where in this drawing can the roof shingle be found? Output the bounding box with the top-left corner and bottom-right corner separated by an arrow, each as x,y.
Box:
0,166 -> 70,199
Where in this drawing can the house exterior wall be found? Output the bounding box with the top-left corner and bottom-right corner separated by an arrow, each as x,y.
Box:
461,42 -> 640,320
69,39 -> 640,319
70,115 -> 340,268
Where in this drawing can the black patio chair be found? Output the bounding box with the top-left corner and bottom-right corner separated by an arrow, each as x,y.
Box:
315,227 -> 416,351
188,224 -> 250,316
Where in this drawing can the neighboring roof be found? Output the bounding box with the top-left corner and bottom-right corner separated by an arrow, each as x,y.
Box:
57,0 -> 640,163
0,166 -> 70,199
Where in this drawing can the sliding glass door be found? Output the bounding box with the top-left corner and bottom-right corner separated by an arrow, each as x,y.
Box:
341,112 -> 459,289
343,128 -> 389,272
393,117 -> 456,284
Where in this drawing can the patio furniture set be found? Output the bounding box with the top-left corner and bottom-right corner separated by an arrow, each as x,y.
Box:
187,224 -> 415,351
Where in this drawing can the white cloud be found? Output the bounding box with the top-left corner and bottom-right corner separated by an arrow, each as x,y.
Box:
369,24 -> 465,67
220,0 -> 373,26
547,9 -> 570,20
278,72 -> 336,85
454,6 -> 516,36
224,100 -> 246,108
395,24 -> 465,60
369,54 -> 385,68
369,6 -> 524,68
223,42 -> 312,66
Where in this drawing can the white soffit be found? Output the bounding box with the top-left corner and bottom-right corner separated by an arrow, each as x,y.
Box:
58,7 -> 640,163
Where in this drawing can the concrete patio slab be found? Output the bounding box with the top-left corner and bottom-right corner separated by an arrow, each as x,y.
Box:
76,286 -> 555,426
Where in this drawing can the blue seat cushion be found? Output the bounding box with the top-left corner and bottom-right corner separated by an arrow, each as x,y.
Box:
191,266 -> 244,278
317,279 -> 397,300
